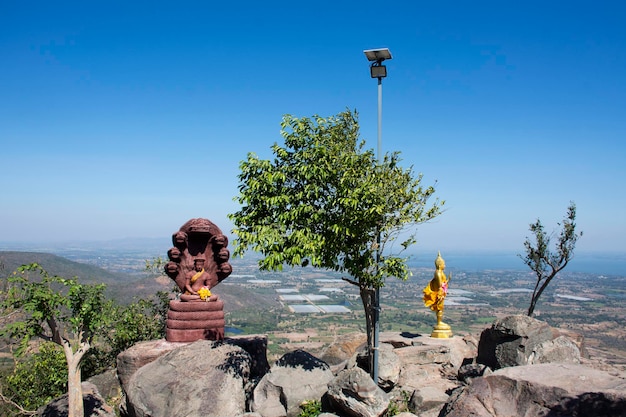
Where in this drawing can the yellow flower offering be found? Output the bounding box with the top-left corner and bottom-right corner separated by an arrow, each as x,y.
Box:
198,287 -> 211,301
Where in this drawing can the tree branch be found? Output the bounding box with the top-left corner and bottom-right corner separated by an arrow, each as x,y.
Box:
341,276 -> 359,286
0,388 -> 37,416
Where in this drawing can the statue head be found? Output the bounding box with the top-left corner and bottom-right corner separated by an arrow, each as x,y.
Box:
211,234 -> 228,248
168,247 -> 181,261
165,261 -> 178,276
173,231 -> 188,248
193,258 -> 205,271
435,251 -> 445,270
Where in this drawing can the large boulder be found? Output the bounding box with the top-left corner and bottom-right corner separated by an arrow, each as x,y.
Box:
326,367 -> 390,417
250,349 -> 334,417
394,335 -> 474,399
441,363 -> 626,417
124,340 -> 251,417
477,314 -> 580,369
116,339 -> 185,390
117,335 -> 269,394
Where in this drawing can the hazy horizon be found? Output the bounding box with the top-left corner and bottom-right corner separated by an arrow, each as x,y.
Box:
2,237 -> 624,276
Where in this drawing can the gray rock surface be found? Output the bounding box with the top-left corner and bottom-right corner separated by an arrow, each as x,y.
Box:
86,369 -> 120,402
116,339 -> 185,389
251,349 -> 334,417
106,324 -> 617,417
477,314 -> 578,369
348,342 -> 401,392
125,340 -> 251,417
408,386 -> 450,417
442,363 -> 626,417
529,335 -> 581,365
326,367 -> 390,417
319,332 -> 367,366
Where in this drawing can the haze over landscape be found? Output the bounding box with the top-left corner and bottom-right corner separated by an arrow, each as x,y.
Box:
2,2 -> 625,264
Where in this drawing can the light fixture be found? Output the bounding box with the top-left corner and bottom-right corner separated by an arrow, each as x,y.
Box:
363,48 -> 392,79
363,48 -> 392,62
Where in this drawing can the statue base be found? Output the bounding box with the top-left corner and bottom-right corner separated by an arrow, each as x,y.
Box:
165,297 -> 225,343
430,323 -> 453,339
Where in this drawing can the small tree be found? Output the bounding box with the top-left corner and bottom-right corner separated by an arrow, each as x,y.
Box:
520,202 -> 582,317
1,263 -> 110,417
1,342 -> 67,414
229,110 -> 443,376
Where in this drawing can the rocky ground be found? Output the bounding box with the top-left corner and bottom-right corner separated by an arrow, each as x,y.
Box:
40,315 -> 626,417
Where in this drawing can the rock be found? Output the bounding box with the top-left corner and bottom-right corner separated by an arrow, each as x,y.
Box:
319,332 -> 367,367
408,386 -> 450,417
117,335 -> 269,394
457,363 -> 491,384
395,343 -> 451,366
477,314 -> 577,369
441,363 -> 626,417
251,349 -> 334,417
116,339 -> 185,390
348,343 -> 401,391
556,327 -> 588,358
326,367 -> 390,417
250,381 -> 286,417
38,382 -> 116,417
529,335 -> 581,365
379,331 -> 421,348
86,369 -> 120,402
124,340 -> 251,417
226,334 -> 271,380
402,334 -> 476,372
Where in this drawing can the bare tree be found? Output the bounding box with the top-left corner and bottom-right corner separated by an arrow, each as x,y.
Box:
520,202 -> 582,317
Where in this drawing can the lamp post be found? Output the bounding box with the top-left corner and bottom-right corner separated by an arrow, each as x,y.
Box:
363,47 -> 392,383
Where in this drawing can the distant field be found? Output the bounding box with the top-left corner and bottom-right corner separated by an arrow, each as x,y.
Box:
2,249 -> 625,366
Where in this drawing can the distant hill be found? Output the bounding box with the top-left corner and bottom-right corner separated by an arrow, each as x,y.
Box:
0,251 -> 276,308
0,251 -> 128,285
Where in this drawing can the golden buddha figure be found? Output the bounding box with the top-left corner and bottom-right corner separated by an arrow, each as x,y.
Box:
423,252 -> 452,338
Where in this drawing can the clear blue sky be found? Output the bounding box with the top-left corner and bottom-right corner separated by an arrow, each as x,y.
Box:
1,1 -> 625,255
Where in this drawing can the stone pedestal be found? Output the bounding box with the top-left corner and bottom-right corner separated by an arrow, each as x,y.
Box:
166,297 -> 225,342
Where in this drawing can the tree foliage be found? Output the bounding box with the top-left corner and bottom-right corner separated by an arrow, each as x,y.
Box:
229,110 -> 444,369
520,202 -> 582,317
0,263 -> 110,417
0,263 -> 169,416
1,342 -> 67,414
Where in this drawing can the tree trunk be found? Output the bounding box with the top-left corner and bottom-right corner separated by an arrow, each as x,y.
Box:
62,341 -> 87,417
67,358 -> 83,417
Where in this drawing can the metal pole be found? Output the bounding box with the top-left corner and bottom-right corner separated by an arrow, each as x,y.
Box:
377,76 -> 383,161
372,75 -> 383,383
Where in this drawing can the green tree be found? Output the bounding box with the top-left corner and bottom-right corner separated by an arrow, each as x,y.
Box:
1,263 -> 110,417
81,291 -> 168,377
520,202 -> 582,317
107,293 -> 168,358
1,342 -> 67,414
229,110 -> 443,375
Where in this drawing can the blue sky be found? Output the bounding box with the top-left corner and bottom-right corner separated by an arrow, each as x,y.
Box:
1,1 -> 625,256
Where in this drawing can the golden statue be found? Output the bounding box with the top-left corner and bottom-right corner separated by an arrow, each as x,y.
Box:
423,252 -> 452,338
